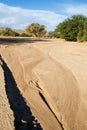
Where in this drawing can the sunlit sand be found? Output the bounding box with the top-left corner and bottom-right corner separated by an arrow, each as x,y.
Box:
0,38 -> 87,130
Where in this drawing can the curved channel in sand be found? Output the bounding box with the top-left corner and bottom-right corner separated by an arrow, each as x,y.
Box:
1,38 -> 87,130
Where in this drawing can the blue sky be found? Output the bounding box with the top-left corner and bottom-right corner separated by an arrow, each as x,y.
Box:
0,0 -> 87,30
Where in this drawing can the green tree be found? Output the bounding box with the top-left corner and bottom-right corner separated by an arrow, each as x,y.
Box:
82,21 -> 87,41
55,14 -> 87,41
0,28 -> 19,36
25,23 -> 47,37
77,28 -> 84,42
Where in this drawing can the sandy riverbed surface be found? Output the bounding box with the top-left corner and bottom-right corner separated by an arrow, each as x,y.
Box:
0,38 -> 87,130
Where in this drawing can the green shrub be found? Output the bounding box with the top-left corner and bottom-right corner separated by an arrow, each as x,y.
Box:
20,32 -> 31,37
47,31 -> 59,38
0,28 -> 19,36
55,14 -> 87,42
25,23 -> 47,37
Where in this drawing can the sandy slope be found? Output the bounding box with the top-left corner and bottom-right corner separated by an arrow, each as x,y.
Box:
1,38 -> 87,130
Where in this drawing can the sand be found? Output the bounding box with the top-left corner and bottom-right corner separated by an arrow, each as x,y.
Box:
0,38 -> 87,130
0,64 -> 14,130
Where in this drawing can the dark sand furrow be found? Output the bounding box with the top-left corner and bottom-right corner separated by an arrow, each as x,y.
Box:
0,55 -> 43,130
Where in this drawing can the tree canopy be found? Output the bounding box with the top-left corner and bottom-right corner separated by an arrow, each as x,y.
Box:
25,23 -> 47,37
55,14 -> 87,41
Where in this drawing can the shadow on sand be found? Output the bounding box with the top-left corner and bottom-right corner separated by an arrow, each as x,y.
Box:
0,55 -> 43,130
0,37 -> 50,45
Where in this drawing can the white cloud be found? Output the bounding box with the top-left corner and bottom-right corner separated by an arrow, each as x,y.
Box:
0,17 -> 16,24
1,3 -> 87,31
0,3 -> 67,31
64,4 -> 87,16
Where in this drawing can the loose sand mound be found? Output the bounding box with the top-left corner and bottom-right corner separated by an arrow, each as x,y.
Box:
0,38 -> 87,130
